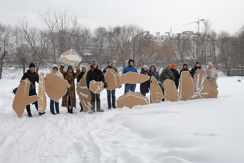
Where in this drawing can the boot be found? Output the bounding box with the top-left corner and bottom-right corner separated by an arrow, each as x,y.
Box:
89,101 -> 95,114
96,101 -> 104,112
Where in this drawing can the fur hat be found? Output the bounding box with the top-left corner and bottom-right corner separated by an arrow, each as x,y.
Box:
29,62 -> 35,68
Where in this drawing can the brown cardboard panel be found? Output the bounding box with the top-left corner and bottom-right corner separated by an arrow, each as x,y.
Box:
150,76 -> 164,103
38,73 -> 47,113
59,49 -> 82,64
45,74 -> 70,102
121,72 -> 150,84
12,79 -> 40,118
164,79 -> 178,102
76,69 -> 91,112
104,68 -> 122,90
89,80 -> 104,94
192,70 -> 218,99
117,91 -> 149,109
179,71 -> 194,101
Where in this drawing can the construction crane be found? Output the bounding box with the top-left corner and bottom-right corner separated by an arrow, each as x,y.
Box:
185,18 -> 204,33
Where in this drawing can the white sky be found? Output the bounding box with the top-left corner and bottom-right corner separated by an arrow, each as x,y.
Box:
0,0 -> 243,35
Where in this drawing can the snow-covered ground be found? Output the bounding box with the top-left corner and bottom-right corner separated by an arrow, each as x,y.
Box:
0,69 -> 244,163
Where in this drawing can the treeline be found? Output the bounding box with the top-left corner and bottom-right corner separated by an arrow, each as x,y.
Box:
0,10 -> 244,79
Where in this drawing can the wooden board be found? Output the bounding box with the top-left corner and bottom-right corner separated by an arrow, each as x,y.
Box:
117,91 -> 149,109
150,76 -> 164,103
104,68 -> 122,90
45,74 -> 70,102
12,79 -> 40,118
76,69 -> 91,112
89,80 -> 104,94
38,73 -> 47,113
59,49 -> 82,64
164,79 -> 178,102
121,72 -> 150,84
192,70 -> 218,99
179,71 -> 194,101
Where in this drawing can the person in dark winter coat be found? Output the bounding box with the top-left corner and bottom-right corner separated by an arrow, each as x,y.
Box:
180,63 -> 190,76
49,64 -> 63,115
60,64 -> 80,114
21,63 -> 43,117
190,62 -> 201,78
103,61 -> 118,109
122,59 -> 138,94
77,66 -> 86,112
86,60 -> 106,113
171,64 -> 180,89
148,65 -> 159,81
77,66 -> 86,84
140,65 -> 150,96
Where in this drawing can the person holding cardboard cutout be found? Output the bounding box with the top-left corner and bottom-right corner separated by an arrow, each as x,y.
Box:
60,64 -> 80,114
206,62 -> 218,82
171,64 -> 180,89
190,62 -> 201,78
77,66 -> 87,112
49,64 -> 63,115
140,65 -> 150,96
21,63 -> 44,117
122,59 -> 138,94
87,60 -> 106,113
148,65 -> 159,81
103,61 -> 118,109
180,63 -> 190,76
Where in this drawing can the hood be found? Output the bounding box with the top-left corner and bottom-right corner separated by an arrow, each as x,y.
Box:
52,64 -> 59,70
149,64 -> 157,72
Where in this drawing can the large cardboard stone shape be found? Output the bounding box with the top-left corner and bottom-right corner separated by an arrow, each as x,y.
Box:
150,76 -> 164,103
179,71 -> 194,101
121,72 -> 150,84
192,70 -> 218,99
45,74 -> 70,102
77,69 -> 91,112
104,68 -> 122,90
117,91 -> 149,109
164,79 -> 178,102
59,49 -> 82,64
38,73 -> 47,113
12,79 -> 40,118
89,80 -> 104,94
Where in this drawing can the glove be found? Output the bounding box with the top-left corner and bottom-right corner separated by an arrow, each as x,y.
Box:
104,82 -> 108,88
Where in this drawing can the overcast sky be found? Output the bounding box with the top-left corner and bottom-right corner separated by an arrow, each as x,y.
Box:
0,0 -> 243,35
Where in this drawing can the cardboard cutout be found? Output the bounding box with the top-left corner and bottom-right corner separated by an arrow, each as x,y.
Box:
38,73 -> 47,113
89,80 -> 104,94
164,79 -> 178,102
192,70 -> 218,99
179,71 -> 194,101
76,69 -> 91,112
117,91 -> 149,109
45,74 -> 70,102
121,72 -> 150,84
12,79 -> 40,118
150,76 -> 164,103
104,68 -> 122,90
59,49 -> 82,64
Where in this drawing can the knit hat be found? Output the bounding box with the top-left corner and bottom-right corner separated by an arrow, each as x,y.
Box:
172,64 -> 177,68
107,60 -> 112,64
183,63 -> 188,67
29,62 -> 35,68
68,65 -> 73,70
81,66 -> 86,69
142,65 -> 148,69
166,64 -> 172,68
91,60 -> 97,65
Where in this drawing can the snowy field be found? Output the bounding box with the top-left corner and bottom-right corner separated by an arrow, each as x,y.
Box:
0,68 -> 244,163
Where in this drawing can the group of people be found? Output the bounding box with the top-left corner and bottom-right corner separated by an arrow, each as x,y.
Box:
20,59 -> 218,117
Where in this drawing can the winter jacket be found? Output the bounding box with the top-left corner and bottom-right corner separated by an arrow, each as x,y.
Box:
160,69 -> 175,87
140,68 -> 150,94
190,66 -> 201,78
180,68 -> 190,77
103,65 -> 118,73
206,68 -> 218,81
148,65 -> 159,81
21,70 -> 39,96
60,65 -> 80,108
77,72 -> 85,83
51,64 -> 63,79
122,65 -> 138,74
171,68 -> 180,88
86,65 -> 105,89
